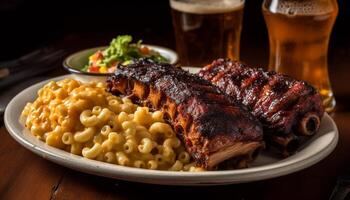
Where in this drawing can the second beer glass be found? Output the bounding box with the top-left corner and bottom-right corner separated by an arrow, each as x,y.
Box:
170,0 -> 245,67
263,0 -> 338,112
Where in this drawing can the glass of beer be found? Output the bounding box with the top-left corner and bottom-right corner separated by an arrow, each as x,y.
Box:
170,0 -> 245,67
262,0 -> 338,112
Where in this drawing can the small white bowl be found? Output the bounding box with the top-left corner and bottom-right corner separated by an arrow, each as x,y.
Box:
63,45 -> 178,82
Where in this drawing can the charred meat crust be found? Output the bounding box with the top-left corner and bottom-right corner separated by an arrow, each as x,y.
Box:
198,58 -> 324,135
107,59 -> 264,169
198,58 -> 324,156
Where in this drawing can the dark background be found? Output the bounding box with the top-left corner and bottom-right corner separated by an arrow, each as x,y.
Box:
0,0 -> 349,100
0,1 -> 350,199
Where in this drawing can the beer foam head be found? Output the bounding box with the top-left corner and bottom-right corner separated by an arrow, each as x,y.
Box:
170,0 -> 244,14
275,1 -> 334,16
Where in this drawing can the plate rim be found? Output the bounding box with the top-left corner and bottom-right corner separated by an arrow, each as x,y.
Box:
4,74 -> 339,185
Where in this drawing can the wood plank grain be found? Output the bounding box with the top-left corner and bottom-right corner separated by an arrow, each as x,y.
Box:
50,169 -> 250,200
0,127 -> 65,200
50,170 -> 127,200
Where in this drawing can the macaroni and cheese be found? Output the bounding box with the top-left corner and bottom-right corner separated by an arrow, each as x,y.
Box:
21,79 -> 203,171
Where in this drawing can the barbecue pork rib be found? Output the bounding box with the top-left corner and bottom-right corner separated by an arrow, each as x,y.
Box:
107,59 -> 264,169
198,59 -> 324,156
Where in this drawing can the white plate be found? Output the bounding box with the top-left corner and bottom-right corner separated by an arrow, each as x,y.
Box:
4,74 -> 338,185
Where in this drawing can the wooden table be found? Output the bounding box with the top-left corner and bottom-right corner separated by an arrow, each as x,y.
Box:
1,34 -> 349,200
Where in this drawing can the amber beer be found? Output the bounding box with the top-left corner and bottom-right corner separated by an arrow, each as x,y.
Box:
170,0 -> 244,67
263,0 -> 338,112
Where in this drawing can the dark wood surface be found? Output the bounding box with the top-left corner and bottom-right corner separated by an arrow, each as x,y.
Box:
1,33 -> 350,200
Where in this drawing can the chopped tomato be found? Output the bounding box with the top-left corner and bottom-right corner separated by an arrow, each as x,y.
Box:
140,46 -> 150,55
88,66 -> 100,73
90,51 -> 104,62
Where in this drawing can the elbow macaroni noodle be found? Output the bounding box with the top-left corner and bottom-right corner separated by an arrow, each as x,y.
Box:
21,79 -> 203,171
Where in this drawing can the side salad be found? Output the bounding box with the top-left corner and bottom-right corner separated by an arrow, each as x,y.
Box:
82,35 -> 169,73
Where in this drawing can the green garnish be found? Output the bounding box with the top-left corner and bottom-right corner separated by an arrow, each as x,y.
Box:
83,35 -> 170,73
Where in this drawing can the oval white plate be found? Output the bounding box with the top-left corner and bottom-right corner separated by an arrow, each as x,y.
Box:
4,74 -> 338,185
